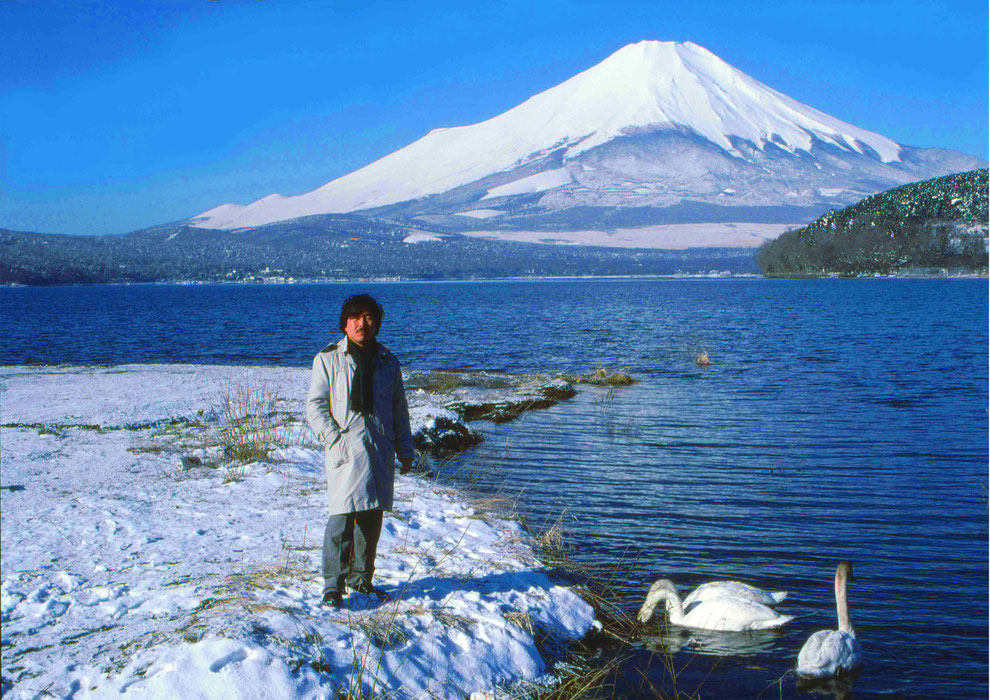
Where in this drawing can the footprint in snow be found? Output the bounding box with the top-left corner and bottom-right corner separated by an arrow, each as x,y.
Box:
209,648 -> 248,673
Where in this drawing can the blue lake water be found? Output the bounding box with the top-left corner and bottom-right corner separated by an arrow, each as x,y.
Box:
2,279 -> 987,698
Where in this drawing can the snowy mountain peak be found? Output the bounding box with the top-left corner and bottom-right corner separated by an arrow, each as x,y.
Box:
192,41 -> 913,230
561,39 -> 901,162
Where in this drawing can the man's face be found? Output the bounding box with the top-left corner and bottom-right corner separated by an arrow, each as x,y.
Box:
344,311 -> 378,346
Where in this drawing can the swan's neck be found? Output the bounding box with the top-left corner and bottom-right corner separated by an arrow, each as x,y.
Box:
665,589 -> 686,623
835,572 -> 855,637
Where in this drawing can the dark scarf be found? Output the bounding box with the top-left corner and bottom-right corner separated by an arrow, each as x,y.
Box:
347,338 -> 378,416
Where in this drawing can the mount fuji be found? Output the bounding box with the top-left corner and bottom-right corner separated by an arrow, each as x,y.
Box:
190,41 -> 984,248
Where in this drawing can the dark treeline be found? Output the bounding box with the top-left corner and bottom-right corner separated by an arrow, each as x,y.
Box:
757,169 -> 988,276
758,218 -> 987,276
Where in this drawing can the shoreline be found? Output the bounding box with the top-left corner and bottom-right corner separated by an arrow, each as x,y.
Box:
1,364 -> 599,698
1,272 -> 759,288
4,269 -> 987,289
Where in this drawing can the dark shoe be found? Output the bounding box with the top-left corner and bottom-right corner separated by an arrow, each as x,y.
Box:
349,581 -> 389,600
321,590 -> 343,608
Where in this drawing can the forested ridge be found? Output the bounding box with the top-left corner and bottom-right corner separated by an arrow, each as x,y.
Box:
757,169 -> 988,276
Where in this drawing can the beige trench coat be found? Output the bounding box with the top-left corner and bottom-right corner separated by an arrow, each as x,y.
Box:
306,337 -> 415,515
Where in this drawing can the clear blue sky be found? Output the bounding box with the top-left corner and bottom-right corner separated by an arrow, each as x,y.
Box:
2,0 -> 987,235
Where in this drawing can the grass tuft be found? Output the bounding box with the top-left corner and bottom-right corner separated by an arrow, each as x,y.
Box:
356,608 -> 410,651
207,378 -> 292,478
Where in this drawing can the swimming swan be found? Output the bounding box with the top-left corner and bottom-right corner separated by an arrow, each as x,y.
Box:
796,561 -> 864,678
682,580 -> 787,608
637,578 -> 794,632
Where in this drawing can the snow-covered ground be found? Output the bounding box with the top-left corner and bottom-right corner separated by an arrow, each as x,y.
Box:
457,222 -> 798,249
1,365 -> 596,699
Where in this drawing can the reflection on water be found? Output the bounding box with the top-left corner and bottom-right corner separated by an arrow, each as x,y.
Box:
643,624 -> 785,657
796,670 -> 861,700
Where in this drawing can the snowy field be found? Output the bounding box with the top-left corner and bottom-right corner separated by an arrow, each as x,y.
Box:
457,223 -> 798,249
1,365 -> 596,699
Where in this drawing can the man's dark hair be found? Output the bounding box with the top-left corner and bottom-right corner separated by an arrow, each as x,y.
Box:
339,294 -> 384,332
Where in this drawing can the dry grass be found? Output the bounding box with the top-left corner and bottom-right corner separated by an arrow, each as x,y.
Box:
207,378 -> 293,479
409,370 -> 515,393
357,607 -> 411,650
525,655 -> 623,699
431,609 -> 474,633
504,610 -> 535,636
414,370 -> 468,393
127,444 -> 168,454
530,510 -> 573,568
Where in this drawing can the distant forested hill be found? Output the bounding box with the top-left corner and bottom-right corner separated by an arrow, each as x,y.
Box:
0,215 -> 758,285
757,169 -> 988,276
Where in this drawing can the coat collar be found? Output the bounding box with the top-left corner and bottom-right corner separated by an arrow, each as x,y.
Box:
323,336 -> 394,362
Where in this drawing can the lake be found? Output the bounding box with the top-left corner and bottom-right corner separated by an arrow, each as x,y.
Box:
2,278 -> 987,698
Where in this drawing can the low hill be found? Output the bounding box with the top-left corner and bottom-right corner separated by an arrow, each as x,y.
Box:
757,169 -> 988,276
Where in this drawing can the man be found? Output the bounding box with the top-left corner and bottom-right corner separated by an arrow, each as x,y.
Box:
306,294 -> 414,608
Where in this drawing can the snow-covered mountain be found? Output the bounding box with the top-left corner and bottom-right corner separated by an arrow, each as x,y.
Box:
191,41 -> 985,236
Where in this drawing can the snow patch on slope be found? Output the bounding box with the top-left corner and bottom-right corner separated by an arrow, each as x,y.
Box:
457,209 -> 504,219
403,231 -> 445,243
482,169 -> 573,199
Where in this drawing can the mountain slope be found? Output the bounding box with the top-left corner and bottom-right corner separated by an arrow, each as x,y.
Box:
191,40 -> 985,234
757,169 -> 988,275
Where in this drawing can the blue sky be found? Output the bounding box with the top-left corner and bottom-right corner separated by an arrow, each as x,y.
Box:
2,0 -> 987,235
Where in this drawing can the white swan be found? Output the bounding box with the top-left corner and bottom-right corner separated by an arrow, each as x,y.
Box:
637,578 -> 794,632
682,580 -> 787,608
796,561 -> 864,678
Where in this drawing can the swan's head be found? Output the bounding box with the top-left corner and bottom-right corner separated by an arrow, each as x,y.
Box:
637,578 -> 680,624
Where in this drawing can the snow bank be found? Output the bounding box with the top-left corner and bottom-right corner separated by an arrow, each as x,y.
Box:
0,365 -> 595,699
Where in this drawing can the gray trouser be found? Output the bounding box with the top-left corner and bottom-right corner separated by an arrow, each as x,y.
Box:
322,509 -> 383,594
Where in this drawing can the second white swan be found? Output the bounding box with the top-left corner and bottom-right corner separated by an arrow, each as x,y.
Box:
638,578 -> 794,632
796,560 -> 864,678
